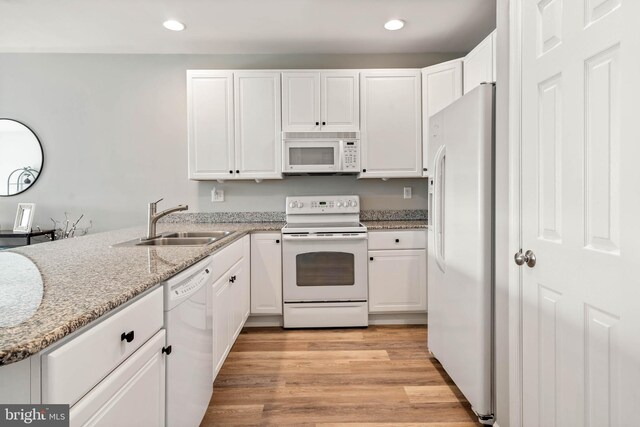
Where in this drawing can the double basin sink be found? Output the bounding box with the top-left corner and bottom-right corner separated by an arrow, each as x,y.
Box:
114,231 -> 234,247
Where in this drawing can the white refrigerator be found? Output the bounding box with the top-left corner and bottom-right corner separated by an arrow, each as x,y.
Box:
427,83 -> 494,424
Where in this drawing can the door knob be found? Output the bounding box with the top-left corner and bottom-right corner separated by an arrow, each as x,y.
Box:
514,250 -> 536,268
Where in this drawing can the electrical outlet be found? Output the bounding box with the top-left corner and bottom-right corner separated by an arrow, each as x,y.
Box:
211,188 -> 225,202
403,187 -> 412,199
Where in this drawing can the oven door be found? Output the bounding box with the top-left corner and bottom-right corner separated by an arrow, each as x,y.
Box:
283,140 -> 341,173
282,233 -> 368,302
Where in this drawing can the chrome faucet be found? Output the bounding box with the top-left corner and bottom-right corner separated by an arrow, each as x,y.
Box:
145,198 -> 188,240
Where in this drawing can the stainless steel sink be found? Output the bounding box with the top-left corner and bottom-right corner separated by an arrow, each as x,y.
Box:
160,231 -> 233,239
112,230 -> 234,247
134,237 -> 217,246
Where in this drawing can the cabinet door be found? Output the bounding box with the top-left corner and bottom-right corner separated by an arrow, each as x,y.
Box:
360,71 -> 422,178
320,72 -> 359,132
212,273 -> 232,378
234,72 -> 283,179
421,59 -> 463,176
368,249 -> 427,313
463,30 -> 496,94
69,330 -> 166,427
282,72 -> 321,131
187,71 -> 235,180
229,258 -> 249,341
250,233 -> 283,315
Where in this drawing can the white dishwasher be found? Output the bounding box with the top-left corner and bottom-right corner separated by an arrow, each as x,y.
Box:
164,256 -> 214,427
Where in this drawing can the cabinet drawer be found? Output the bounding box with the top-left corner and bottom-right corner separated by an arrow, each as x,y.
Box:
208,237 -> 244,280
368,230 -> 426,250
43,287 -> 163,406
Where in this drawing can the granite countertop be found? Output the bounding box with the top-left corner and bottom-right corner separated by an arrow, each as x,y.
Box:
0,218 -> 426,366
0,222 -> 282,366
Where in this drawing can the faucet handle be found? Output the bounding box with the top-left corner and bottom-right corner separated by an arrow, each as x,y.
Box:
151,198 -> 164,206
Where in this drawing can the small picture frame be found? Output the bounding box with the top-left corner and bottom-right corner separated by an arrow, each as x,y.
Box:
14,203 -> 36,233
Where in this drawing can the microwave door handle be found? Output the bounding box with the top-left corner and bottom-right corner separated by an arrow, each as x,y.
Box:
338,140 -> 344,171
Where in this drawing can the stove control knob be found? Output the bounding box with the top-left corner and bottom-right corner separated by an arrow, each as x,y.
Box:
336,201 -> 343,207
298,202 -> 304,208
289,201 -> 297,208
351,199 -> 358,207
346,200 -> 353,207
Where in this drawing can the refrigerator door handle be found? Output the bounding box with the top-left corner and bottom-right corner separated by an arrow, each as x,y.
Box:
433,145 -> 446,273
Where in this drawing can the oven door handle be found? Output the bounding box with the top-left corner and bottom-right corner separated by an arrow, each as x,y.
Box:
282,234 -> 368,242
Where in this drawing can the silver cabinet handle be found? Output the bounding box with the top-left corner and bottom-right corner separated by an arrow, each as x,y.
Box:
514,250 -> 536,268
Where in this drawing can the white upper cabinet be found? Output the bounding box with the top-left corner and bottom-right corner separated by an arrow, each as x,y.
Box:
234,72 -> 282,179
421,59 -> 463,176
463,29 -> 496,94
359,70 -> 422,178
320,72 -> 359,132
282,71 -> 359,132
187,71 -> 234,180
188,70 -> 282,181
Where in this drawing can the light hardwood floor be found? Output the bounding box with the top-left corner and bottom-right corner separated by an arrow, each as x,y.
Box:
201,325 -> 481,426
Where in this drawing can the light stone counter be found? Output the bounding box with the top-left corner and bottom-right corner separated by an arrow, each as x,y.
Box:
0,222 -> 283,365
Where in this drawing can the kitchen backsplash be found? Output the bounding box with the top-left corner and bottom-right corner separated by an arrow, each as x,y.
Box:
160,209 -> 427,224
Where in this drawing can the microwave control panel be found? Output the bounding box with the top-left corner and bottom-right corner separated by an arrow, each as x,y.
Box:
342,141 -> 359,170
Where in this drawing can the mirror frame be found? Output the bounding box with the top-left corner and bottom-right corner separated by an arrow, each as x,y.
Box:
0,118 -> 45,197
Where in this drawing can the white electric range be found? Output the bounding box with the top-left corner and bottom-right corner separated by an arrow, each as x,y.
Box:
281,195 -> 368,328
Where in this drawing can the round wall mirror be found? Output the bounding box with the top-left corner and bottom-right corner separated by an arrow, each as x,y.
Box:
0,119 -> 44,197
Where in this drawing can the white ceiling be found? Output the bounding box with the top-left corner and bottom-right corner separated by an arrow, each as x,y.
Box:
0,0 -> 496,54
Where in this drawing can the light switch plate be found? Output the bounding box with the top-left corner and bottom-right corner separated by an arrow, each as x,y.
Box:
403,187 -> 412,199
211,188 -> 225,202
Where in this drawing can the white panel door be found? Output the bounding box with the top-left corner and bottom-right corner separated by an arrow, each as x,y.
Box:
520,1 -> 640,426
463,30 -> 496,94
320,71 -> 359,132
230,258 -> 249,342
187,71 -> 234,180
368,249 -> 427,313
250,233 -> 283,315
282,72 -> 320,131
360,70 -> 422,178
234,72 -> 282,179
421,59 -> 463,176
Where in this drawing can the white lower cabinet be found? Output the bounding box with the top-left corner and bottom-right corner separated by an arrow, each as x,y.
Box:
250,233 -> 282,315
69,330 -> 166,427
368,230 -> 427,313
212,235 -> 251,379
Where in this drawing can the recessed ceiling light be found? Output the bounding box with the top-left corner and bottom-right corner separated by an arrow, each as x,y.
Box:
163,20 -> 185,31
384,19 -> 405,31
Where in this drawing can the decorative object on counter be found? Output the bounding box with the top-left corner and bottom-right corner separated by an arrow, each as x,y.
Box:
13,203 -> 36,232
0,252 -> 44,327
0,119 -> 44,197
47,212 -> 93,240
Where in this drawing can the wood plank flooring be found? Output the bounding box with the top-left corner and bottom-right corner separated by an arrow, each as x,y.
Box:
201,325 -> 481,427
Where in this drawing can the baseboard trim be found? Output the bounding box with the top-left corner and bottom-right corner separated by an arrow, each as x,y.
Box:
245,312 -> 428,327
368,312 -> 427,325
245,315 -> 283,327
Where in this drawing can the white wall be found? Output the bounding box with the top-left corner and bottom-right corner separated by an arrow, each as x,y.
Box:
0,52 -> 461,231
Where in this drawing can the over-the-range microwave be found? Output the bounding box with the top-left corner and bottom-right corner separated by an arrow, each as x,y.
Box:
282,132 -> 360,175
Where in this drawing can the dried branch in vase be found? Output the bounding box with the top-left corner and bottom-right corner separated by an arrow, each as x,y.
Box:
42,212 -> 93,240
